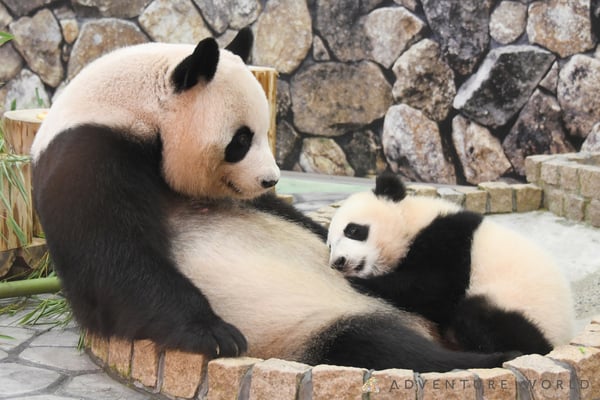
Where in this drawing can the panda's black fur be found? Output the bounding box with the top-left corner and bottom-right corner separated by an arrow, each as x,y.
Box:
31,30 -> 519,371
328,172 -> 574,355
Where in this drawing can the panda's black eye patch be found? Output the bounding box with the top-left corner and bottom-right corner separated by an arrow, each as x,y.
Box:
225,126 -> 254,163
344,223 -> 369,241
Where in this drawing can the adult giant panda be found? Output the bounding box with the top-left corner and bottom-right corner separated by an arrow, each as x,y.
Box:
31,29 -> 517,372
327,172 -> 575,355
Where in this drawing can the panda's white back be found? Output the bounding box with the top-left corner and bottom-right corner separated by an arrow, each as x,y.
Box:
468,219 -> 575,345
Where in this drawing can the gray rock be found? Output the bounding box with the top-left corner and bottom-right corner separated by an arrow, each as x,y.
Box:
539,61 -> 559,93
314,0 -> 365,62
67,19 -> 148,80
0,44 -> 23,84
291,61 -> 392,137
452,115 -> 512,184
527,0 -> 595,58
557,54 -> 600,138
2,0 -> 53,16
581,123 -> 600,151
9,9 -> 63,87
0,2 -> 11,27
0,363 -> 61,397
489,1 -> 527,44
215,29 -> 238,48
361,0 -> 387,13
343,130 -> 386,177
382,104 -> 456,184
139,0 -> 211,44
392,39 -> 456,121
193,0 -> 261,34
0,69 -> 50,111
276,120 -> 301,170
422,0 -> 494,76
60,19 -> 80,45
362,7 -> 425,68
454,45 -> 555,128
393,0 -> 419,11
315,1 -> 424,68
0,326 -> 36,351
29,329 -> 81,347
19,346 -> 100,371
312,35 -> 330,61
503,89 -> 574,175
299,138 -> 355,176
276,79 -> 291,118
253,0 -> 312,74
71,0 -> 150,18
58,373 -> 149,400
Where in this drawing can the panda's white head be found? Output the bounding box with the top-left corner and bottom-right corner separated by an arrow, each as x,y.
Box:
162,28 -> 279,199
327,173 -> 460,278
327,173 -> 409,277
32,29 -> 279,201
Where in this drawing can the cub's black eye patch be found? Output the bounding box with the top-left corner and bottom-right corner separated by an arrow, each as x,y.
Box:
225,126 -> 254,163
344,223 -> 369,241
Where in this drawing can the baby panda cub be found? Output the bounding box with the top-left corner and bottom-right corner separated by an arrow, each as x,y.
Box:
327,172 -> 574,355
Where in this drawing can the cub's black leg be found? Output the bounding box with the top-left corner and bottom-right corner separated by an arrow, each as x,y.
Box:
33,125 -> 246,357
313,314 -> 519,372
446,295 -> 552,355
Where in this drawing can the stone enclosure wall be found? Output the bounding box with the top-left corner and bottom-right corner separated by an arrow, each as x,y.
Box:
1,0 -> 600,185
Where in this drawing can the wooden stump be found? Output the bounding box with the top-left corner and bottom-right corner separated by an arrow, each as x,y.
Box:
250,67 -> 278,156
2,109 -> 48,242
2,108 -> 47,154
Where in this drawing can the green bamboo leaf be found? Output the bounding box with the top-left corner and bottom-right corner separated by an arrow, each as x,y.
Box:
0,31 -> 13,46
0,334 -> 15,340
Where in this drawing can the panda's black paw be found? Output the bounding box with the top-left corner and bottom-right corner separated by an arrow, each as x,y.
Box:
177,319 -> 248,358
499,350 -> 522,364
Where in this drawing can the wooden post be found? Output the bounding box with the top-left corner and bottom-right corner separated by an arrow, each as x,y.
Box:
2,108 -> 47,154
250,67 -> 278,156
2,108 -> 48,242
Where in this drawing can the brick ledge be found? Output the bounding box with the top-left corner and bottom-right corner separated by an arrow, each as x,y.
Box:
86,317 -> 600,400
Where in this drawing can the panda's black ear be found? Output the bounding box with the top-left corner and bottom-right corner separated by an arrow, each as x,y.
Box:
171,37 -> 219,93
374,172 -> 406,202
225,27 -> 253,63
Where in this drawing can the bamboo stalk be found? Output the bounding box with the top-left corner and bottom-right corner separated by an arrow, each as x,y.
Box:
0,276 -> 61,298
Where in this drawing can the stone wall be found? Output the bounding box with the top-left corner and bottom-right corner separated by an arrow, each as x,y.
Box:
1,0 -> 600,184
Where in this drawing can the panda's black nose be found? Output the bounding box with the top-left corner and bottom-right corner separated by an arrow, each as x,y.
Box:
261,179 -> 278,189
332,257 -> 347,271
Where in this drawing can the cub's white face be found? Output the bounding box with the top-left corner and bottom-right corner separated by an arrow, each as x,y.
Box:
327,192 -> 397,278
328,187 -> 465,279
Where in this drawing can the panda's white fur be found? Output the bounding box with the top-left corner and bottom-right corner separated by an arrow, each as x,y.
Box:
170,202 -> 405,360
328,176 -> 575,352
30,31 -> 519,371
32,42 -> 278,200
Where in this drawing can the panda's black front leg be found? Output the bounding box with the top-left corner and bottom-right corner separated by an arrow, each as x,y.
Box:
32,125 -> 246,358
249,192 -> 328,240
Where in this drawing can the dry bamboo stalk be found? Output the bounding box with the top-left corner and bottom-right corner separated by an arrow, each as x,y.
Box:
0,155 -> 33,251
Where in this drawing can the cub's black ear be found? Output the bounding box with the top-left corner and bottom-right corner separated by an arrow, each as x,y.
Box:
171,37 -> 219,92
374,172 -> 406,202
225,27 -> 253,63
